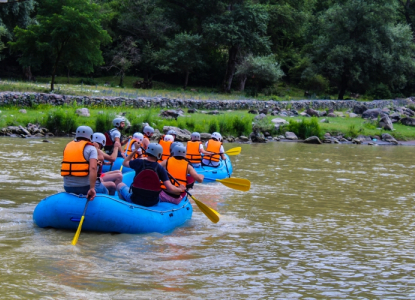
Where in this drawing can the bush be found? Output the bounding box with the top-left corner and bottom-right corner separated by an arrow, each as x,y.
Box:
44,108 -> 78,134
368,83 -> 392,100
208,119 -> 219,133
232,116 -> 251,136
95,112 -> 113,133
301,74 -> 329,94
346,124 -> 359,138
287,117 -> 322,139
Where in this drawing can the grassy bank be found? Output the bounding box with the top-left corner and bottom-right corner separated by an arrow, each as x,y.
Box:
0,76 -> 373,101
1,104 -> 415,140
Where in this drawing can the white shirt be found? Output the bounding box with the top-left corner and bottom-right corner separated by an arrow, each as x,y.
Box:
110,128 -> 121,142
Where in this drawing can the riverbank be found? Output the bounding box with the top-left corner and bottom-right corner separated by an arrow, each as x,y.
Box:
2,100 -> 415,144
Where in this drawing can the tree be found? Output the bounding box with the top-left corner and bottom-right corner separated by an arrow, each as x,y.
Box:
9,0 -> 111,90
307,0 -> 415,99
118,0 -> 177,82
235,54 -> 284,91
154,33 -> 205,89
105,36 -> 140,87
203,2 -> 270,93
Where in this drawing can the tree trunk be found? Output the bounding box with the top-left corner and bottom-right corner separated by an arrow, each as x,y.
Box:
119,72 -> 124,87
184,70 -> 190,89
23,67 -> 33,81
238,75 -> 247,91
222,45 -> 239,93
51,46 -> 64,91
67,67 -> 70,83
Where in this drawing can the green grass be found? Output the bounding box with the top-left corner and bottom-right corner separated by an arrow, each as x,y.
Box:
0,76 -> 371,101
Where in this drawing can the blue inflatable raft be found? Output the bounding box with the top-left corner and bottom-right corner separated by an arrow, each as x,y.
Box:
33,192 -> 192,234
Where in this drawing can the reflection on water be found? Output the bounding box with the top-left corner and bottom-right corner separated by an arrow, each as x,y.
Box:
1,138 -> 415,298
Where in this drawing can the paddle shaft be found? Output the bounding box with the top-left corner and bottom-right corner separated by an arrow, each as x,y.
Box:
71,198 -> 90,246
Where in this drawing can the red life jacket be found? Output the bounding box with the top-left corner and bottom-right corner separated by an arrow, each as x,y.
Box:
130,162 -> 162,206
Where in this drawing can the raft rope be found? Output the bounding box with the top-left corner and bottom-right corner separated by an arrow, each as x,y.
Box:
41,192 -> 190,214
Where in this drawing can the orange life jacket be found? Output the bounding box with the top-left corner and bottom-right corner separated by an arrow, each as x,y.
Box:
124,139 -> 140,159
161,157 -> 188,189
205,139 -> 222,162
186,141 -> 202,163
61,140 -> 93,177
159,140 -> 172,162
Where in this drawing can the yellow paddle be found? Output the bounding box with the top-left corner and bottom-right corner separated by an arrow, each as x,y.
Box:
224,147 -> 241,156
71,198 -> 90,246
167,172 -> 220,223
205,177 -> 251,192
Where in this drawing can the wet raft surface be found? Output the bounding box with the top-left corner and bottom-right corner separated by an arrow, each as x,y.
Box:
1,137 -> 415,298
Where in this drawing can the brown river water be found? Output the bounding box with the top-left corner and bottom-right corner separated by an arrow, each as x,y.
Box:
0,138 -> 415,299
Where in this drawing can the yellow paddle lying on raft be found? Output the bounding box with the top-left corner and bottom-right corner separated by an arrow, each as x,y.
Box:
167,172 -> 220,223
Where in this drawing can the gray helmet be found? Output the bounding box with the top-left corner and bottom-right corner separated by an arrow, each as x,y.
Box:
172,145 -> 186,158
92,132 -> 106,146
191,132 -> 200,141
143,125 -> 154,136
112,117 -> 126,127
146,143 -> 163,159
167,129 -> 177,137
211,132 -> 222,141
75,126 -> 93,141
170,141 -> 184,153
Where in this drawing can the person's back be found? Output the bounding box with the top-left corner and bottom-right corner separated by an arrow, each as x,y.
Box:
62,126 -> 97,200
158,134 -> 174,161
202,132 -> 225,167
116,143 -> 185,207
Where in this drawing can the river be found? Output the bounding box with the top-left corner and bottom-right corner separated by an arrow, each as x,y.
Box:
0,138 -> 414,299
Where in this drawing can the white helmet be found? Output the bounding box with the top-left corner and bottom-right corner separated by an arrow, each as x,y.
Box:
143,125 -> 154,136
191,132 -> 200,141
75,126 -> 93,141
172,145 -> 186,158
211,132 -> 222,142
92,133 -> 106,147
133,132 -> 144,143
164,134 -> 174,142
112,117 -> 126,127
146,143 -> 163,159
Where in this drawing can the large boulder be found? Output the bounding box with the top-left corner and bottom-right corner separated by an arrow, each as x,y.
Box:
76,108 -> 90,117
362,108 -> 385,119
271,118 -> 288,125
159,109 -> 184,119
162,126 -> 191,141
353,104 -> 368,115
304,136 -> 322,144
200,133 -> 211,140
378,115 -> 393,131
400,117 -> 415,126
306,108 -> 319,117
381,133 -> 398,144
249,132 -> 266,143
254,113 -> 267,120
285,132 -> 298,140
389,112 -> 401,123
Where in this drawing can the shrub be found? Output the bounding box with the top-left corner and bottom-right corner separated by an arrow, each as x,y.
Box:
346,124 -> 359,138
368,83 -> 392,100
44,108 -> 78,134
79,78 -> 98,85
218,117 -> 233,135
208,119 -> 219,133
95,112 -> 113,133
232,116 -> 251,136
301,74 -> 329,94
287,117 -> 322,139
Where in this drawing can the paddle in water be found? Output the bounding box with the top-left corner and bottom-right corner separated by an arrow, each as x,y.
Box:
166,172 -> 220,223
204,177 -> 251,192
71,196 -> 91,246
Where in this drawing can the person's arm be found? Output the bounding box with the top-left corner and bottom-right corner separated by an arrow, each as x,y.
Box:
114,137 -> 127,158
200,148 -> 213,155
87,158 -> 97,200
163,180 -> 185,194
122,149 -> 137,168
120,136 -> 131,146
102,141 -> 120,162
159,160 -> 167,168
143,138 -> 149,149
188,165 -> 204,183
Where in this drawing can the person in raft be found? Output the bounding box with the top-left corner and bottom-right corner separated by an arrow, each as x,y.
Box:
186,132 -> 214,168
201,132 -> 226,167
158,134 -> 174,161
104,117 -> 130,158
61,126 -> 97,200
142,125 -> 154,151
116,143 -> 185,207
91,133 -> 123,195
159,144 -> 204,204
123,132 -> 144,159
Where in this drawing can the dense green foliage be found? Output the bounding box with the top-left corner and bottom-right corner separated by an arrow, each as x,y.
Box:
2,0 -> 415,99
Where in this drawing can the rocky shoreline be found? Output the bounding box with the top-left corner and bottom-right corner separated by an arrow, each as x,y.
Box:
0,91 -> 414,111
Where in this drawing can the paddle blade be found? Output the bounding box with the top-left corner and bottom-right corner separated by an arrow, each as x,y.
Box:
190,195 -> 220,223
225,147 -> 241,156
217,177 -> 251,191
71,216 -> 85,246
